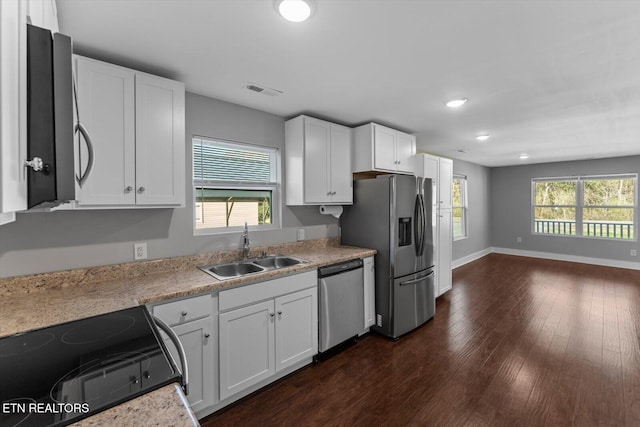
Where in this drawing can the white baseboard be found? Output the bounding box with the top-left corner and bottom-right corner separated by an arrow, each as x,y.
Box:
452,247 -> 492,269
491,247 -> 640,271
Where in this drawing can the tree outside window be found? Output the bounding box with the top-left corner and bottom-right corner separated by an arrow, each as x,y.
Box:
532,174 -> 636,240
452,175 -> 467,239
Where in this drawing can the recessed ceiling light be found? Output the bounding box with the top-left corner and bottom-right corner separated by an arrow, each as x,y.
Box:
446,98 -> 468,108
275,0 -> 315,22
476,134 -> 490,141
519,153 -> 529,160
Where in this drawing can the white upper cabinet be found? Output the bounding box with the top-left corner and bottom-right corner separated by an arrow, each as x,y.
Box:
438,157 -> 453,210
353,123 -> 416,174
410,153 -> 452,209
0,0 -> 28,224
73,56 -> 185,208
74,57 -> 136,206
285,115 -> 353,205
135,73 -> 185,205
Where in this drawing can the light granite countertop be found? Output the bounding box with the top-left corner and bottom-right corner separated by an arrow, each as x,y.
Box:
71,384 -> 199,427
0,238 -> 376,338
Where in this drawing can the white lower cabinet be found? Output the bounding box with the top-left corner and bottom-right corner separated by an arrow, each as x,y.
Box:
363,256 -> 375,329
162,317 -> 214,413
436,209 -> 453,296
274,288 -> 318,371
151,294 -> 216,414
218,270 -> 318,402
219,300 -> 275,400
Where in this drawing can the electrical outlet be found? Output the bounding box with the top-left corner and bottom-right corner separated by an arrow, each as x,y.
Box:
134,243 -> 147,260
631,249 -> 637,257
376,314 -> 383,327
516,236 -> 522,243
297,228 -> 305,241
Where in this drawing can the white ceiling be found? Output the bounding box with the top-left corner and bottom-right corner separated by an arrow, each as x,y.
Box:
56,0 -> 640,167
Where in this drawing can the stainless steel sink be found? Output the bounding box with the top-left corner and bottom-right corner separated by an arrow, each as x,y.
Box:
253,255 -> 304,269
206,262 -> 265,278
198,255 -> 308,280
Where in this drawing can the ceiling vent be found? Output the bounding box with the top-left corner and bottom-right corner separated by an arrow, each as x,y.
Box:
246,82 -> 283,97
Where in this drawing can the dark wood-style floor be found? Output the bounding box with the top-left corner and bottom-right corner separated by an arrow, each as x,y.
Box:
201,254 -> 640,426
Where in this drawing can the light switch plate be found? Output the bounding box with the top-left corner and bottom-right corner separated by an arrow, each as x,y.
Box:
297,228 -> 305,241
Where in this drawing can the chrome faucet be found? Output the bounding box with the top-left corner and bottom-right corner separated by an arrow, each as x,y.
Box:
242,222 -> 250,259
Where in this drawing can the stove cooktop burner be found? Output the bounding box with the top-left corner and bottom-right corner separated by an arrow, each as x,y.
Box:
61,314 -> 136,345
0,332 -> 55,358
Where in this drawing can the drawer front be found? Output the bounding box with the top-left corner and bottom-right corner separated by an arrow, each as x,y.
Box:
219,270 -> 317,312
153,294 -> 212,326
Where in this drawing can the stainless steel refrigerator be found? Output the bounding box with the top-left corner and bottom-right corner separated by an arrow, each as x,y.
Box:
341,174 -> 435,339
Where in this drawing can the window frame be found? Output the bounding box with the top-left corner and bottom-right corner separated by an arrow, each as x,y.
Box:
192,135 -> 282,236
530,173 -> 637,241
452,174 -> 468,241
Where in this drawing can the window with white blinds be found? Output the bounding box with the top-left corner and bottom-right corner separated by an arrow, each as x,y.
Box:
193,137 -> 280,234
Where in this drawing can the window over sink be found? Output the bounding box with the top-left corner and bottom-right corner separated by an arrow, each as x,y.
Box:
193,136 -> 281,234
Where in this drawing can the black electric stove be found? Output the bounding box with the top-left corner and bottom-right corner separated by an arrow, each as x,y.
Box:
0,306 -> 181,427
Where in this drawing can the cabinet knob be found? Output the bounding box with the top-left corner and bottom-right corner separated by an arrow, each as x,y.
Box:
130,376 -> 140,385
277,311 -> 283,316
181,311 -> 187,316
138,186 -> 145,193
143,371 -> 151,379
269,312 -> 275,318
125,186 -> 133,193
327,192 -> 331,196
204,332 -> 210,338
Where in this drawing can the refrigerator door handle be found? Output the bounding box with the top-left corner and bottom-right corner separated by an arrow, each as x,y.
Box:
413,194 -> 421,257
415,193 -> 426,257
399,270 -> 435,286
420,193 -> 427,256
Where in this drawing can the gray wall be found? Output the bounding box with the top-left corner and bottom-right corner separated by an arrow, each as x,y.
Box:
491,155 -> 640,262
0,93 -> 338,278
452,159 -> 492,261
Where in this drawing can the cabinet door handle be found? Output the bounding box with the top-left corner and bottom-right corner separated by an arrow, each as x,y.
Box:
204,332 -> 210,338
138,186 -> 145,193
270,312 -> 275,318
125,186 -> 133,193
277,311 -> 283,316
181,311 -> 187,316
327,191 -> 331,196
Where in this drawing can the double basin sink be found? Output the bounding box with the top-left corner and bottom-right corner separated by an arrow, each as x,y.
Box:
199,254 -> 308,281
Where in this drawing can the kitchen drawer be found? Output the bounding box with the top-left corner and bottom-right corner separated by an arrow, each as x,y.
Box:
219,270 -> 317,312
153,294 -> 212,326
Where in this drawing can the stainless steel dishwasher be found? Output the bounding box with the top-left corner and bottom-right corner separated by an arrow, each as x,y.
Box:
318,258 -> 364,353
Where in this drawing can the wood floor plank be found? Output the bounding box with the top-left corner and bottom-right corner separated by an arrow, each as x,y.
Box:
201,254 -> 640,427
